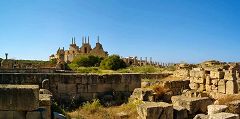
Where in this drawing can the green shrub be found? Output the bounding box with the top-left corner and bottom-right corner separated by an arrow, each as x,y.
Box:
71,55 -> 103,67
50,58 -> 57,65
76,67 -> 100,73
100,55 -> 127,70
82,99 -> 102,114
68,63 -> 79,70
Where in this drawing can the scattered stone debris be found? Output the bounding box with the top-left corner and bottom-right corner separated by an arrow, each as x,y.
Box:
132,61 -> 240,119
137,102 -> 173,119
207,105 -> 228,115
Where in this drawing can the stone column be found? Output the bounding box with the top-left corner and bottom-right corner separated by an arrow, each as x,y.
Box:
134,57 -> 137,65
145,57 -> 147,65
5,53 -> 8,60
140,57 -> 142,66
150,57 -> 152,65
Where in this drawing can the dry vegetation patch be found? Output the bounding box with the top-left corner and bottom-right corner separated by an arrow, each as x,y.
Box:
218,94 -> 240,105
68,99 -> 143,119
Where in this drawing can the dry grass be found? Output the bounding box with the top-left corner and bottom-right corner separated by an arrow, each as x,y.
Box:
68,99 -> 143,119
218,94 -> 240,105
152,85 -> 169,95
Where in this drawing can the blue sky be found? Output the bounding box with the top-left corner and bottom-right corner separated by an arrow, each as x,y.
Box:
0,0 -> 240,63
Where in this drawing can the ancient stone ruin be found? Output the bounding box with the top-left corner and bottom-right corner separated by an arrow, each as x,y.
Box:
0,85 -> 51,119
131,61 -> 240,119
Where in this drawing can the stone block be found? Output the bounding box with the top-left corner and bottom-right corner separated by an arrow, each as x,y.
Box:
208,112 -> 239,119
197,71 -> 206,78
79,93 -> 93,100
77,84 -> 88,93
218,80 -> 226,94
39,94 -> 51,106
130,88 -> 154,101
26,111 -> 41,119
212,79 -> 218,86
194,77 -> 206,84
39,94 -> 51,119
211,85 -> 218,90
82,76 -> 88,84
193,114 -> 209,119
206,85 -> 212,92
198,84 -> 206,92
58,83 -> 76,94
141,82 -> 150,88
39,89 -> 52,95
206,76 -> 212,85
0,85 -> 39,111
173,106 -> 188,119
26,108 -> 48,119
226,80 -> 238,94
171,96 -> 213,114
226,100 -> 240,114
128,78 -> 141,91
96,84 -> 112,92
137,102 -> 173,119
189,83 -> 200,90
0,111 -> 26,119
225,70 -> 237,81
112,83 -> 128,92
207,105 -> 228,115
210,71 -> 224,79
87,84 -> 97,93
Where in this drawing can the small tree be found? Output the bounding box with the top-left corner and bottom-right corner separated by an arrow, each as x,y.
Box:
100,55 -> 126,70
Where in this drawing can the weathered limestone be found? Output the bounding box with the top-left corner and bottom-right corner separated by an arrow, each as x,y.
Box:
173,106 -> 188,119
226,80 -> 238,94
171,96 -> 213,114
189,67 -> 239,95
207,105 -> 228,115
182,90 -> 208,98
189,83 -> 200,90
0,73 -> 147,102
206,85 -> 212,92
39,94 -> 52,119
0,111 -> 25,119
218,80 -> 226,94
26,109 -> 48,119
193,114 -> 209,119
210,71 -> 224,79
161,80 -> 190,95
226,100 -> 240,115
225,70 -> 237,81
137,102 -> 173,119
131,88 -> 154,101
208,112 -> 239,119
173,69 -> 190,78
206,76 -> 212,85
141,82 -> 150,88
0,85 -> 39,111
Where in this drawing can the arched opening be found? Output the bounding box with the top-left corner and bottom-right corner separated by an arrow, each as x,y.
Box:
84,47 -> 87,53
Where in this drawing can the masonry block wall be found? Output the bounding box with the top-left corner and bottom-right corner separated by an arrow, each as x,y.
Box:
0,73 -> 169,102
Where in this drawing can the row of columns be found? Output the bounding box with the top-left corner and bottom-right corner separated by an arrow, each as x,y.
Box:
121,56 -> 175,67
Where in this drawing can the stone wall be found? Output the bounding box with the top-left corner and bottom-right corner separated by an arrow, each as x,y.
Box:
0,73 -> 168,103
189,67 -> 239,94
161,80 -> 190,95
0,68 -> 56,73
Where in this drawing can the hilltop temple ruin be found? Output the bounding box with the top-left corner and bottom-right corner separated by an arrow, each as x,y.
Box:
49,36 -> 108,63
